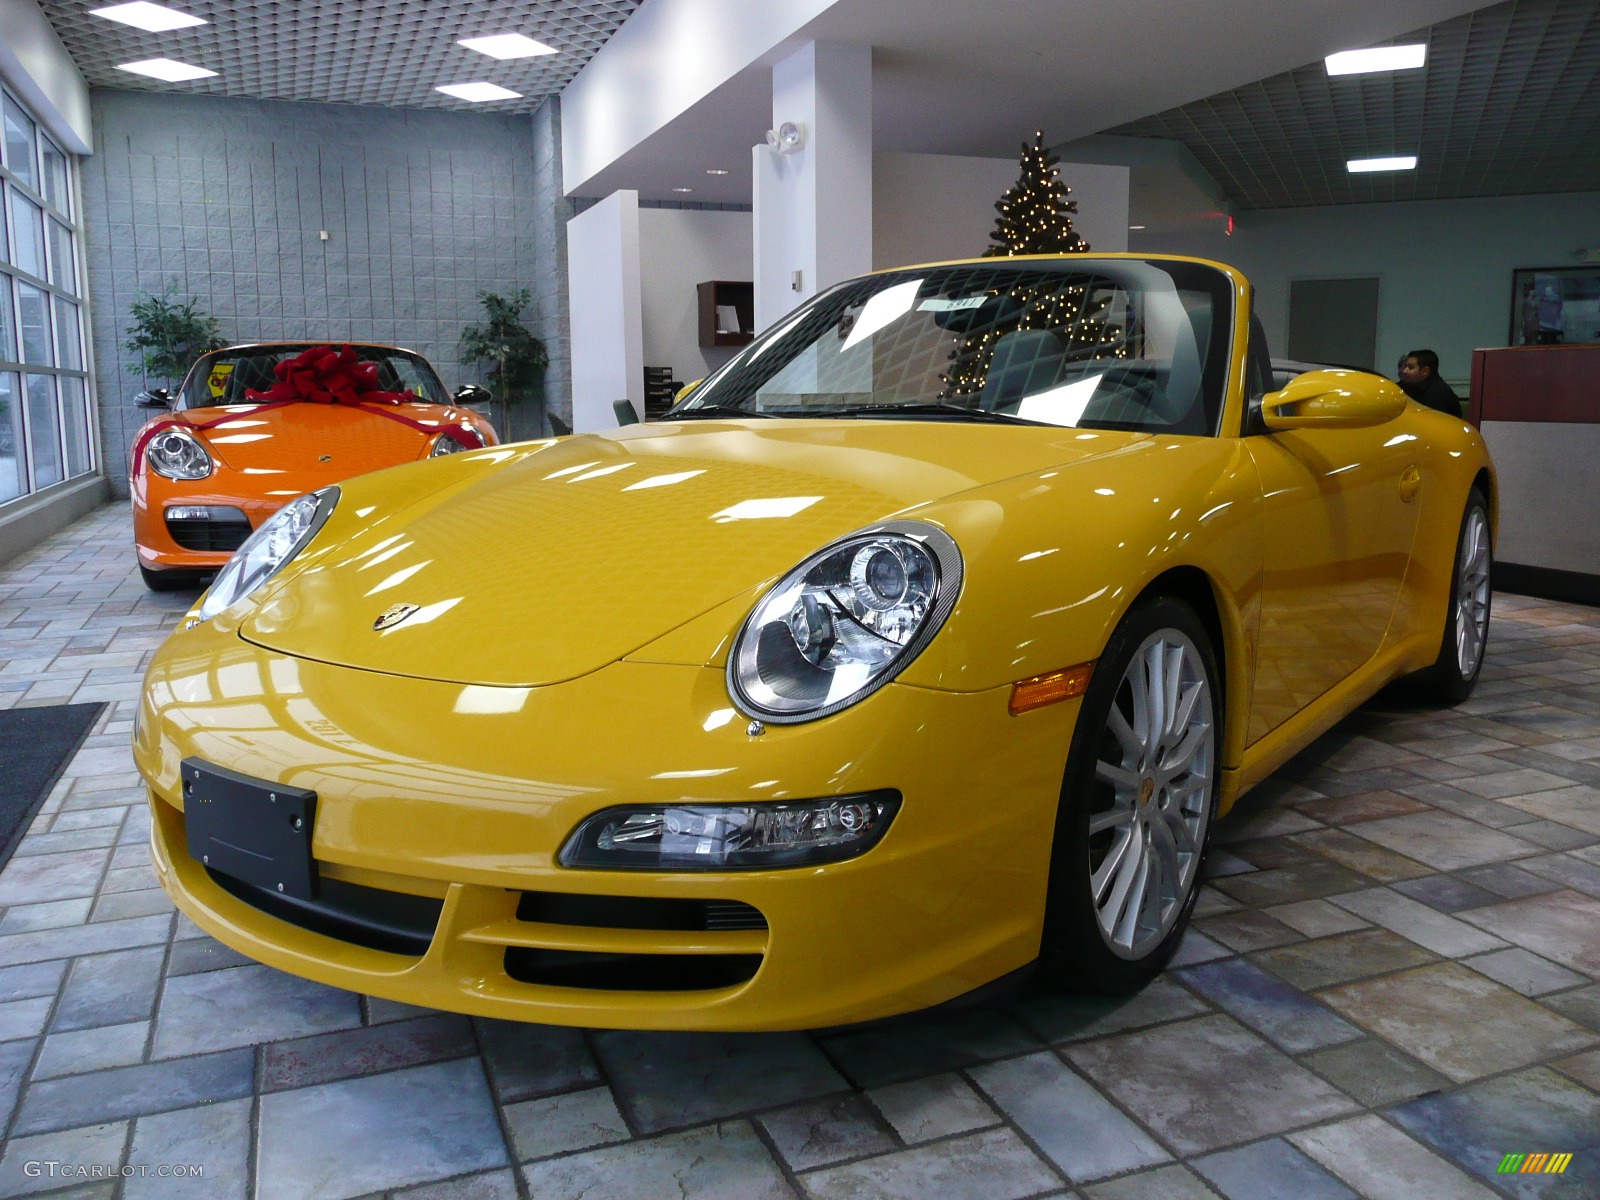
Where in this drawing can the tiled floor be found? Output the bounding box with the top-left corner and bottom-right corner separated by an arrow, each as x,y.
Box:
1,503 -> 1598,1199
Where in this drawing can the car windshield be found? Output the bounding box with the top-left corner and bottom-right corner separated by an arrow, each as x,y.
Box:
676,259 -> 1233,435
178,345 -> 449,409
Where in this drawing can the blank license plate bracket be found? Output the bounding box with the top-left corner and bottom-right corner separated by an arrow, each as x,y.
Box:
182,757 -> 318,901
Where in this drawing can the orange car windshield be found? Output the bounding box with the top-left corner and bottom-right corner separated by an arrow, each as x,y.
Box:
179,346 -> 449,409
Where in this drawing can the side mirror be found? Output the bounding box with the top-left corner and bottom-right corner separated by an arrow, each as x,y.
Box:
1261,370 -> 1407,431
674,378 -> 703,404
136,388 -> 172,409
453,384 -> 492,406
613,399 -> 641,426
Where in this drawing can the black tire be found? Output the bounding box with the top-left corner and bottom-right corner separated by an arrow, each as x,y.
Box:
1040,596 -> 1222,994
1410,488 -> 1492,704
139,564 -> 204,592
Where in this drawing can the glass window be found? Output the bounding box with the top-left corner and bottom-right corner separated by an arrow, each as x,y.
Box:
59,375 -> 90,478
1,89 -> 89,511
16,282 -> 50,365
53,296 -> 80,369
24,373 -> 60,488
685,259 -> 1234,436
0,274 -> 14,361
8,191 -> 45,278
41,136 -> 68,216
180,345 -> 449,408
0,373 -> 21,502
2,97 -> 38,193
48,220 -> 73,292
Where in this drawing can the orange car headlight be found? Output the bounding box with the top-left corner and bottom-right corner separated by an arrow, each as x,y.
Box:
146,428 -> 214,480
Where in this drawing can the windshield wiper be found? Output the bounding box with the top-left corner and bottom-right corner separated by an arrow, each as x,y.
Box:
844,402 -> 1041,425
660,404 -> 776,420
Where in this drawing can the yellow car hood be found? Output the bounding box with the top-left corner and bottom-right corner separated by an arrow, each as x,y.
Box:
241,419 -> 1146,686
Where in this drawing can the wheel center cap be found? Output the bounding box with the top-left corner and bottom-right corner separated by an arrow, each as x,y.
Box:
1139,777 -> 1156,805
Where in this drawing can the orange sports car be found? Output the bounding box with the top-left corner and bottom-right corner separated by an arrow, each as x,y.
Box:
130,343 -> 499,590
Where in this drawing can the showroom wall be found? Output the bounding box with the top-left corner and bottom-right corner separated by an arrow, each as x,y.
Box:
638,207 -> 753,388
81,90 -> 567,495
1136,189 -> 1600,388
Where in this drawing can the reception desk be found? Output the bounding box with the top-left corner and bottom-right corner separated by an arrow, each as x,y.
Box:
1469,344 -> 1600,603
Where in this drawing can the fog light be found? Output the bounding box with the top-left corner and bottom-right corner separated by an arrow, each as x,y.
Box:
166,505 -> 215,521
559,790 -> 900,870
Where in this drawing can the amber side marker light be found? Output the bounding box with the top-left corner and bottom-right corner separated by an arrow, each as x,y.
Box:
1010,662 -> 1095,715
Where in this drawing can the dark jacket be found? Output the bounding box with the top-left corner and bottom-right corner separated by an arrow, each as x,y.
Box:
1400,372 -> 1462,416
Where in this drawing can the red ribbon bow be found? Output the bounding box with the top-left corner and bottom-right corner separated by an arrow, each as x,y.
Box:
246,344 -> 414,407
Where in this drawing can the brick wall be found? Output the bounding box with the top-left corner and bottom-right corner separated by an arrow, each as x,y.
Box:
82,90 -> 568,495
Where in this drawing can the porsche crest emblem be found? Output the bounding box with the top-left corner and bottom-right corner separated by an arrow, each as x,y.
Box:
373,603 -> 421,631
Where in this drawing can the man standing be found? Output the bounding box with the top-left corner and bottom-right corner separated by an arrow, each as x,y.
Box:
1397,350 -> 1462,416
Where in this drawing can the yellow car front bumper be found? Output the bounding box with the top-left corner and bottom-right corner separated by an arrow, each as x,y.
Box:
137,622 -> 1081,1030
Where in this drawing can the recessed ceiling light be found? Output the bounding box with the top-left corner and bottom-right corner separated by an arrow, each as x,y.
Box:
1325,44 -> 1426,76
116,58 -> 217,82
672,187 -> 694,193
705,169 -> 731,176
1347,155 -> 1418,173
458,33 -> 557,60
92,2 -> 206,32
435,82 -> 522,102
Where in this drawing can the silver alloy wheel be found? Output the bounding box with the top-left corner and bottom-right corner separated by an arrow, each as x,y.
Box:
1088,629 -> 1215,960
1456,505 -> 1491,678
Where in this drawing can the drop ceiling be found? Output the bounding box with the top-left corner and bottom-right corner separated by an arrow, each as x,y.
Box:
1110,0 -> 1600,208
38,0 -> 640,112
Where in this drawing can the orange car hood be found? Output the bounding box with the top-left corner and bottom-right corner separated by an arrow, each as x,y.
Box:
241,420 -> 1146,687
185,401 -> 449,486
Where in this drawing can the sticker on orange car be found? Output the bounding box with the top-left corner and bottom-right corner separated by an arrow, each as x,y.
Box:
208,362 -> 235,398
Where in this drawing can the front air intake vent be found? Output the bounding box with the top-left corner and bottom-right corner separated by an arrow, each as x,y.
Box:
503,948 -> 762,991
515,891 -> 767,932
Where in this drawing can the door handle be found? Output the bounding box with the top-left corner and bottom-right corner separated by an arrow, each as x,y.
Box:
1399,465 -> 1421,503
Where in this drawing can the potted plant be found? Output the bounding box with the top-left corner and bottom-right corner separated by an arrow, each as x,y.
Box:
124,285 -> 226,405
459,289 -> 550,438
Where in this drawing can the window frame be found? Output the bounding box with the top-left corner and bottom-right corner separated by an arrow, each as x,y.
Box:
0,84 -> 92,505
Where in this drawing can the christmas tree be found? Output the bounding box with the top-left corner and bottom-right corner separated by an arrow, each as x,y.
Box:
984,131 -> 1090,256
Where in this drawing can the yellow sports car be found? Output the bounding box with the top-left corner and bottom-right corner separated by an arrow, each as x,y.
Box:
135,254 -> 1494,1030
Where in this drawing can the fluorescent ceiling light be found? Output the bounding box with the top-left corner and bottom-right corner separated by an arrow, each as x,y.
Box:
435,82 -> 522,102
705,169 -> 730,176
1348,155 -> 1417,173
116,58 -> 217,82
92,2 -> 206,31
1128,224 -> 1146,230
458,33 -> 557,59
672,187 -> 694,193
1326,44 -> 1426,76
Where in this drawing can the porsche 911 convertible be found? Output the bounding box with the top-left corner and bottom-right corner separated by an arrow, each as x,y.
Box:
130,342 -> 498,591
134,254 -> 1494,1030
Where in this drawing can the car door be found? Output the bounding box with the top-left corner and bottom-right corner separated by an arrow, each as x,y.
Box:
1241,325 -> 1422,744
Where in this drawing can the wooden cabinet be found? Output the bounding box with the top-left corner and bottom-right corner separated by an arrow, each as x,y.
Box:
697,281 -> 755,347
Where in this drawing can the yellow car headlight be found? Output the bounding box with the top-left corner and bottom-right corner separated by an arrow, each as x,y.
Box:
195,487 -> 338,622
559,791 -> 901,870
728,521 -> 962,723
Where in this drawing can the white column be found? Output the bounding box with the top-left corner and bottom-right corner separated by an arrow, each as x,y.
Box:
753,41 -> 872,332
566,190 -> 644,432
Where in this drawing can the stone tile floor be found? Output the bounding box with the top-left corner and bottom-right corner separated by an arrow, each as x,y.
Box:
0,504 -> 1598,1199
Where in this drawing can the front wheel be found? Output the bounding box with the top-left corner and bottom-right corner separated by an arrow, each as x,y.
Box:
1040,596 -> 1221,993
1411,489 -> 1491,704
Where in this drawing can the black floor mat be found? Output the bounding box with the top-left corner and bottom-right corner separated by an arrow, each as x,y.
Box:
0,702 -> 107,874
